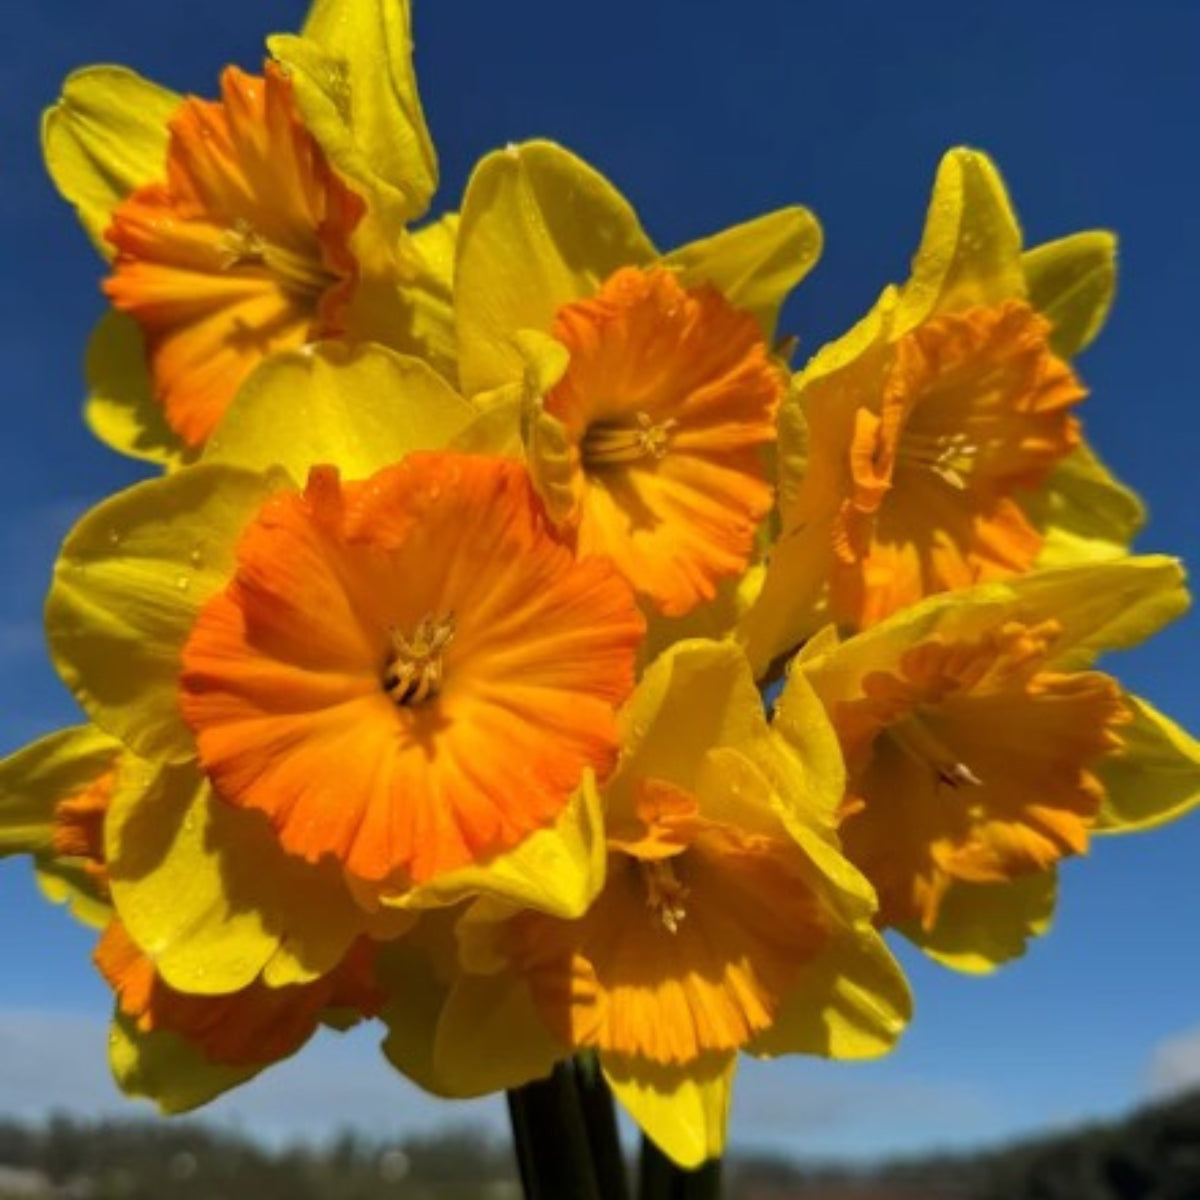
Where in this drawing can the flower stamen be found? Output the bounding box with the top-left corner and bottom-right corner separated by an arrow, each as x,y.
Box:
890,712 -> 982,790
217,218 -> 267,269
582,412 -> 678,468
640,858 -> 689,933
383,612 -> 456,706
896,430 -> 980,491
216,216 -> 336,303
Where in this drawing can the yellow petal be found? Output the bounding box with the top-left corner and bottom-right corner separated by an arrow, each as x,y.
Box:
637,566 -> 765,674
0,725 -> 119,856
799,557 -> 1188,700
400,214 -> 460,380
770,668 -> 848,836
106,760 -> 370,993
266,34 -> 411,230
36,864 -> 112,929
1095,696 -> 1200,833
109,1013 -> 259,1113
775,380 -> 809,521
411,212 -> 459,283
738,523 -> 833,679
375,917 -> 459,1095
750,924 -> 910,1058
376,962 -> 448,1094
46,464 -> 290,763
430,971 -> 566,1098
297,0 -> 435,214
450,399 -> 525,458
1012,556 -> 1189,671
898,871 -> 1057,973
898,147 -> 1025,331
42,66 -> 179,256
663,206 -> 823,340
84,312 -> 190,470
1028,441 -> 1145,567
203,342 -> 475,480
456,140 -> 655,397
1022,230 -> 1117,359
395,774 -> 608,919
603,1052 -> 736,1170
610,640 -> 772,821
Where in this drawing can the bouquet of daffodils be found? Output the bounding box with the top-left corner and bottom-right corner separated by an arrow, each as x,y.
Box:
4,0 -> 1197,1193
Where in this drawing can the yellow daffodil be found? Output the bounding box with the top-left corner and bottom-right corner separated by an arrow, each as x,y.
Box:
43,345 -> 638,1002
0,727 -> 388,1112
0,724 -> 124,928
454,140 -> 822,622
743,148 -> 1143,675
785,556 -> 1200,971
43,0 -> 454,464
379,641 -> 910,1168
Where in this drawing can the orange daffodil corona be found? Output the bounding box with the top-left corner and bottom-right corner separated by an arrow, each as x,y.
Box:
3,1 -> 1199,1171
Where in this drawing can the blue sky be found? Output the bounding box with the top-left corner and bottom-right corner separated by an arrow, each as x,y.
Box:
1,0 -> 1199,1164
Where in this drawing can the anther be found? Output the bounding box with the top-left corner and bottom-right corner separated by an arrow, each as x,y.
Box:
640,859 -> 689,934
217,218 -> 266,269
898,430 -> 979,491
890,713 -> 983,791
582,412 -> 678,468
383,613 -> 456,706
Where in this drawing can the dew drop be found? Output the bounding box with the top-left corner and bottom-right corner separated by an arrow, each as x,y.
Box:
175,575 -> 190,592
106,529 -> 121,547
189,547 -> 204,567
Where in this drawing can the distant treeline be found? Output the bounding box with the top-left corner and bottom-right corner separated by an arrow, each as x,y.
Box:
1,1088 -> 1199,1200
727,1087 -> 1200,1199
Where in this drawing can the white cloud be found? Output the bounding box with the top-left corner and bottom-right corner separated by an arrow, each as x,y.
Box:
1146,1024 -> 1200,1099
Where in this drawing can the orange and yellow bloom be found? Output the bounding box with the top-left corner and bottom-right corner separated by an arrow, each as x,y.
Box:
455,141 -> 816,620
787,556 -> 1199,970
49,359 -> 639,895
42,0 -> 452,465
743,149 -> 1142,674
381,641 -> 910,1166
103,64 -> 365,448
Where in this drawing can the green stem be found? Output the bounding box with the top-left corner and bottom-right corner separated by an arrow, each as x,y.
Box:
574,1057 -> 631,1200
506,1063 -> 602,1200
638,1135 -> 723,1200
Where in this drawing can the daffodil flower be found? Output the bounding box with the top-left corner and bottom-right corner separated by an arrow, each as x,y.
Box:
743,148 -> 1144,674
378,641 -> 910,1168
0,726 -> 391,1112
454,140 -> 823,621
43,346 -> 640,998
785,556 -> 1200,971
43,0 -> 453,464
